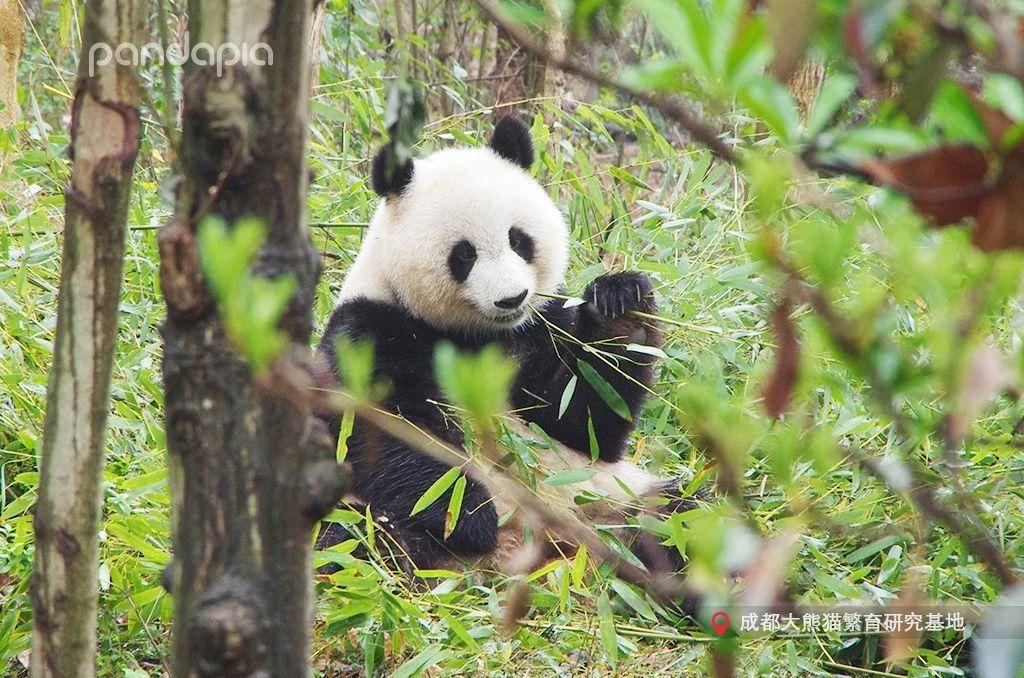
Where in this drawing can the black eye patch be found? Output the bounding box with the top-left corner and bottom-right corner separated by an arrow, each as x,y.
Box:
447,239 -> 477,282
508,226 -> 535,263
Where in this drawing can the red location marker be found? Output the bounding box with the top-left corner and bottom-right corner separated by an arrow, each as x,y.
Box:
711,611 -> 731,635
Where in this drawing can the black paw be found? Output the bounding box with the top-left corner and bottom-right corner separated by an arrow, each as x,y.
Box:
584,272 -> 656,319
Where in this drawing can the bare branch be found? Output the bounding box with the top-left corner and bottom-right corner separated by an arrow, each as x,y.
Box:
470,0 -> 738,164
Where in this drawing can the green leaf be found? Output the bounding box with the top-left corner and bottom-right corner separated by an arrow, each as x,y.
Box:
542,468 -> 597,487
845,534 -> 906,564
587,414 -> 600,461
336,409 -> 355,463
442,612 -> 479,650
558,375 -> 577,419
443,475 -> 467,539
620,59 -> 688,93
196,217 -> 296,375
740,77 -> 799,144
334,337 -> 377,400
576,359 -> 632,421
610,579 -> 657,621
435,343 -> 518,430
411,467 -> 461,517
597,591 -> 619,663
391,644 -> 448,678
633,0 -> 708,78
983,74 -> 1024,123
625,343 -> 668,359
381,76 -> 426,181
807,73 -> 857,137
609,165 -> 652,190
929,81 -> 989,147
571,545 -> 589,586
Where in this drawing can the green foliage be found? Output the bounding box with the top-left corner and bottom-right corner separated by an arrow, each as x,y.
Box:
5,0 -> 1024,675
434,343 -> 518,433
379,76 -> 426,182
196,217 -> 297,375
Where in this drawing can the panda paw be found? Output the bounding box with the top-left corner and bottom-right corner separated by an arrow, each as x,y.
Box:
584,271 -> 656,320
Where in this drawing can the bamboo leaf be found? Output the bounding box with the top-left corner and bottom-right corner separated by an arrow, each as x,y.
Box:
558,375 -> 577,419
597,591 -> 619,663
443,474 -> 467,539
576,359 -> 632,421
411,467 -> 462,517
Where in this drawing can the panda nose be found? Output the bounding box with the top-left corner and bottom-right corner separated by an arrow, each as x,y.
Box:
495,289 -> 528,309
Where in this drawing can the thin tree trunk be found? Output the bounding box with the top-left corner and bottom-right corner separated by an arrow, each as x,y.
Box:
788,60 -> 825,121
30,1 -> 146,676
0,0 -> 23,126
539,0 -> 565,108
158,0 -> 343,674
309,0 -> 327,95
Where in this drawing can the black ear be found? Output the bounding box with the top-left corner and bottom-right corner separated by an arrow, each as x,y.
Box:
489,116 -> 534,169
371,142 -> 415,197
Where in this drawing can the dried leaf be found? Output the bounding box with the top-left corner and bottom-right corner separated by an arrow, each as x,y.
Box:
859,145 -> 991,225
502,579 -> 530,634
763,295 -> 799,418
974,166 -> 1024,251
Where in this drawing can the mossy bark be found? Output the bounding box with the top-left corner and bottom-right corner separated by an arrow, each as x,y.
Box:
158,1 -> 343,675
30,2 -> 146,676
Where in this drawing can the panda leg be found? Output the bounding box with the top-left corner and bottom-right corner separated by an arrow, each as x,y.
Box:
314,499 -> 471,575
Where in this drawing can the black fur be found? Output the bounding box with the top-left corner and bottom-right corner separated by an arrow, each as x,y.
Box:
315,272 -> 665,569
508,226 -> 535,263
489,116 -> 534,169
447,240 -> 477,283
371,142 -> 415,197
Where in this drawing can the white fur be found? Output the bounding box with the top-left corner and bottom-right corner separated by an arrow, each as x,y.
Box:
340,147 -> 569,332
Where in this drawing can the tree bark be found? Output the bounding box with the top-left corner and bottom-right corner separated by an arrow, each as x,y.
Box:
30,1 -> 146,676
158,1 -> 344,675
788,60 -> 825,121
539,0 -> 565,108
0,0 -> 23,127
309,0 -> 327,94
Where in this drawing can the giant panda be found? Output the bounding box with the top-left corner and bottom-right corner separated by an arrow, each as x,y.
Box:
314,116 -> 696,575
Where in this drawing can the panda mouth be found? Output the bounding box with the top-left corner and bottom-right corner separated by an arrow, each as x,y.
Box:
493,309 -> 526,324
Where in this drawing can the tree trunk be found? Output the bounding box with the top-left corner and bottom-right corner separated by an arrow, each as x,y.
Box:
0,0 -> 23,127
788,60 -> 825,121
30,1 -> 146,676
539,0 -> 565,109
158,1 -> 343,675
309,0 -> 327,94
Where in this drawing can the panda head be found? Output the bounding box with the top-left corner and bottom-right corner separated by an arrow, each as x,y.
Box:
362,116 -> 569,333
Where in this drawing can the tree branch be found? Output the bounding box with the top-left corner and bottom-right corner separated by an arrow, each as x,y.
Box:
470,0 -> 738,164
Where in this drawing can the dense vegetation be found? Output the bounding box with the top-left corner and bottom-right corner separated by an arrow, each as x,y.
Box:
4,0 -> 1024,675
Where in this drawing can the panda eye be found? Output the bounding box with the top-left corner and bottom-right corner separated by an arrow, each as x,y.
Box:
448,239 -> 477,283
452,240 -> 476,261
508,226 -> 535,263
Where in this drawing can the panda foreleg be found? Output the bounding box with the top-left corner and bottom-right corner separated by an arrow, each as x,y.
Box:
561,271 -> 663,460
351,439 -> 500,561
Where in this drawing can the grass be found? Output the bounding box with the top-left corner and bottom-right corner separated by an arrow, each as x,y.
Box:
3,2 -> 1024,676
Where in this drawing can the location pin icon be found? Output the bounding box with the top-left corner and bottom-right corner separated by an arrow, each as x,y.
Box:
711,611 -> 731,635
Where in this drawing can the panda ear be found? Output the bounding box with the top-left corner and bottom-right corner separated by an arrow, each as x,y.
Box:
371,142 -> 415,197
489,116 -> 534,169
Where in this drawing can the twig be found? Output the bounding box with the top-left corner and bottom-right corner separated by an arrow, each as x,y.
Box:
314,386 -> 696,602
766,252 -> 1018,586
469,0 -> 738,164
